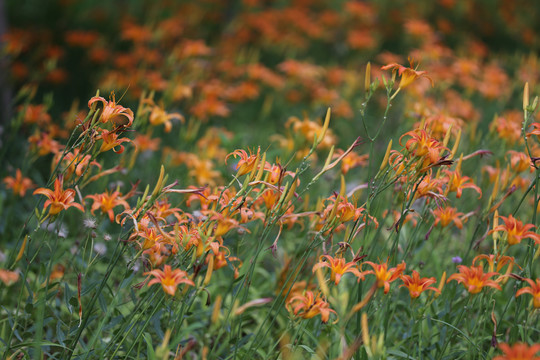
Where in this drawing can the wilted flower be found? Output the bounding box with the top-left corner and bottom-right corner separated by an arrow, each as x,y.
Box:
93,243 -> 107,256
83,217 -> 97,229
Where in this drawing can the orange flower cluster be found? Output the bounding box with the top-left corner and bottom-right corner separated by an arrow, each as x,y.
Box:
4,1 -> 540,355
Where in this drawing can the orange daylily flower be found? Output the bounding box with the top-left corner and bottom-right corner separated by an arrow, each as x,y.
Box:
490,215 -> 540,246
400,270 -> 440,298
98,129 -> 132,154
410,175 -> 446,202
190,96 -> 230,120
363,261 -> 406,294
225,147 -> 260,176
54,148 -> 101,179
21,104 -> 51,125
143,98 -> 184,133
431,206 -> 466,229
492,112 -> 522,144
33,176 -> 85,216
381,59 -> 433,89
472,254 -> 518,274
312,255 -> 363,285
447,265 -> 501,294
507,150 -> 533,173
516,278 -> 540,308
400,129 -> 448,168
210,212 -> 243,237
133,133 -> 160,152
28,132 -> 63,156
247,63 -> 285,89
3,169 -> 35,197
321,196 -> 364,225
443,169 -> 482,199
0,269 -> 19,286
86,190 -> 130,222
265,163 -> 285,185
187,157 -> 221,186
494,343 -> 540,360
88,93 -> 134,127
285,114 -> 336,149
261,188 -> 280,210
527,122 -> 540,138
144,265 -> 194,296
336,149 -> 368,175
288,291 -> 337,323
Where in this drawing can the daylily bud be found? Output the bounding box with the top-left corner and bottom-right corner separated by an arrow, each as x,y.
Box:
492,210 -> 500,253
442,125 -> 453,149
211,295 -> 222,324
253,152 -> 266,183
151,165 -> 166,198
365,62 -> 371,93
361,312 -> 371,355
15,235 -> 28,263
314,267 -> 329,298
323,146 -> 335,170
327,175 -> 346,223
450,129 -> 461,160
532,96 -> 539,111
283,177 -> 298,205
318,108 -> 331,146
379,139 -> 393,172
204,256 -> 214,286
435,271 -> 446,298
523,82 -> 529,111
155,329 -> 171,360
248,152 -> 261,182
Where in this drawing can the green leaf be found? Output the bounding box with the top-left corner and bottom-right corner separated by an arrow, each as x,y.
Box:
143,333 -> 156,360
298,344 -> 315,354
98,293 -> 108,313
387,349 -> 416,359
64,282 -> 74,314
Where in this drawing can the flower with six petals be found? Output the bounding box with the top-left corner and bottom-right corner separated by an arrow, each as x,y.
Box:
362,261 -> 406,294
490,214 -> 540,246
144,265 -> 194,296
381,59 -> 433,89
33,176 -> 85,216
88,92 -> 134,127
400,270 -> 440,298
3,169 -> 35,197
312,255 -> 363,285
288,291 -> 337,323
447,265 -> 501,294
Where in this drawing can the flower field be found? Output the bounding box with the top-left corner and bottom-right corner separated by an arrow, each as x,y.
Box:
0,0 -> 539,359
